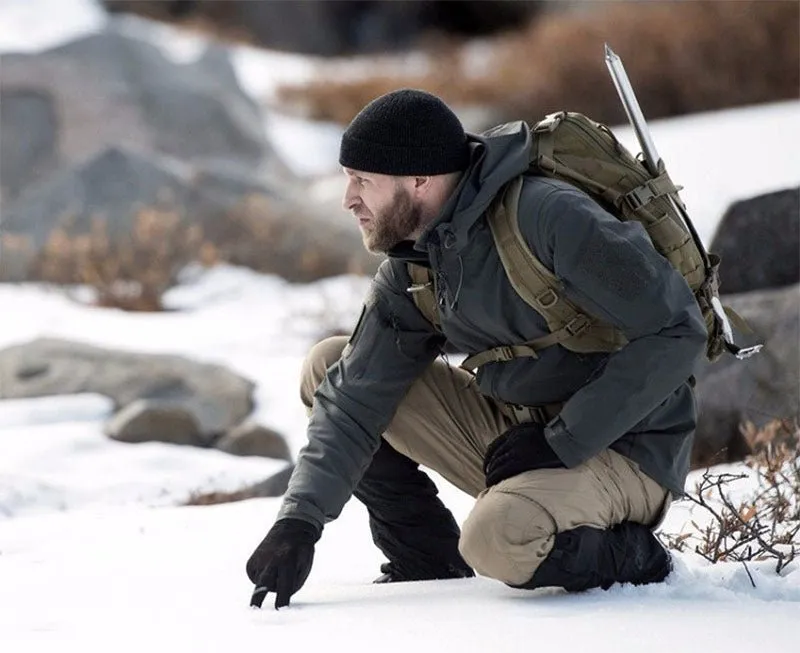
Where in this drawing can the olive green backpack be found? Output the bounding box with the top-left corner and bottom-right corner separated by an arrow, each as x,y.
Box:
408,112 -> 753,371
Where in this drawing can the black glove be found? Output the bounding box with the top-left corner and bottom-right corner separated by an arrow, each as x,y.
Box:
246,518 -> 322,610
483,422 -> 565,488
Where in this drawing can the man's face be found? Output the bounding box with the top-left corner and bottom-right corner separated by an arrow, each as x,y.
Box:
342,169 -> 422,254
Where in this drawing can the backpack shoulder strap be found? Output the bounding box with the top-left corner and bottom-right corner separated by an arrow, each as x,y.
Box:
406,263 -> 441,330
486,176 -> 564,316
461,176 -> 626,371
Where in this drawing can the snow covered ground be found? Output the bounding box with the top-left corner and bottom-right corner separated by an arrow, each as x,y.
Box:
2,490 -> 799,653
1,1 -> 799,651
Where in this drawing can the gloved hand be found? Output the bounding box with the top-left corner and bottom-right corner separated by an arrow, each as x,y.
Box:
483,422 -> 565,488
246,518 -> 322,609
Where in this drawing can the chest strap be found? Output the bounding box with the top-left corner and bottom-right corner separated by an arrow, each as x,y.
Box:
460,312 -> 593,371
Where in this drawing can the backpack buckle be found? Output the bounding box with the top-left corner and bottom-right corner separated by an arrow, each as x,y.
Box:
624,184 -> 656,211
565,314 -> 591,336
536,289 -> 559,308
533,112 -> 566,134
495,346 -> 516,362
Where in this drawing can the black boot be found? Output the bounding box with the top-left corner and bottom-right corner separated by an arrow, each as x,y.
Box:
373,561 -> 475,584
354,438 -> 474,583
515,521 -> 672,592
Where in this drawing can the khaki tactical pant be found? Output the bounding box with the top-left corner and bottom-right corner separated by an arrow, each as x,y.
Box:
301,337 -> 670,586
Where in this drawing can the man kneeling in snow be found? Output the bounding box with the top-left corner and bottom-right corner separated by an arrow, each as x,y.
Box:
246,90 -> 705,609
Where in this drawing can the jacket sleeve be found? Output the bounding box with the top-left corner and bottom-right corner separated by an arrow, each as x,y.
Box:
277,259 -> 445,530
524,187 -> 707,468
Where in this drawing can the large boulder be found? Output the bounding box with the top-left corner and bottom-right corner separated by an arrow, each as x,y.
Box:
709,188 -> 800,295
0,338 -> 255,440
0,20 -> 289,204
214,420 -> 292,461
692,284 -> 799,468
2,147 -> 193,253
0,146 -> 378,284
1,146 -> 271,272
104,401 -> 205,446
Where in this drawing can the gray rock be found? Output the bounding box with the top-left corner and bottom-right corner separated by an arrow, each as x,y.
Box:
105,400 -> 203,446
1,147 -> 190,254
0,20 -> 289,203
0,146 -> 378,284
0,146 -> 280,247
710,188 -> 800,295
215,421 -> 291,461
0,338 -> 255,440
693,283 -> 800,467
184,465 -> 294,505
0,90 -> 59,204
245,465 -> 294,498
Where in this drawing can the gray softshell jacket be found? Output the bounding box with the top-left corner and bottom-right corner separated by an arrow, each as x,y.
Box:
278,122 -> 707,531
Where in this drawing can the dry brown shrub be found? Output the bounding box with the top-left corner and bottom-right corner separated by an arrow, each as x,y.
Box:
24,190 -> 370,311
277,1 -> 799,127
32,208 -> 205,312
660,419 -> 800,581
742,418 -> 800,453
185,487 -> 260,506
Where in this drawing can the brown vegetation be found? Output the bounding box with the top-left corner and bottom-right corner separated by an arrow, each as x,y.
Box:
184,466 -> 293,506
185,486 -> 261,506
661,419 -> 799,581
31,208 -> 206,312
21,192 -> 374,312
276,1 -> 799,128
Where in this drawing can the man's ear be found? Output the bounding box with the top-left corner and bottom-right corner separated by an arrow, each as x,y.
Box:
413,176 -> 433,193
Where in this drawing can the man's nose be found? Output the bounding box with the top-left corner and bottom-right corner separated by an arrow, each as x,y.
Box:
342,180 -> 359,211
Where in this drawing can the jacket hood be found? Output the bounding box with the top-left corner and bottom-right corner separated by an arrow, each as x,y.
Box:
417,121 -> 532,252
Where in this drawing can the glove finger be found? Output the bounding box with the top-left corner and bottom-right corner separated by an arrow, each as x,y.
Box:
485,447 -> 515,479
275,544 -> 316,610
491,439 -> 515,464
251,565 -> 278,609
274,558 -> 296,610
250,585 -> 269,609
486,455 -> 525,488
486,468 -> 505,488
483,436 -> 512,474
487,465 -> 517,488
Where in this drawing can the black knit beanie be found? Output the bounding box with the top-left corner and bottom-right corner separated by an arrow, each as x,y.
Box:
339,89 -> 470,176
